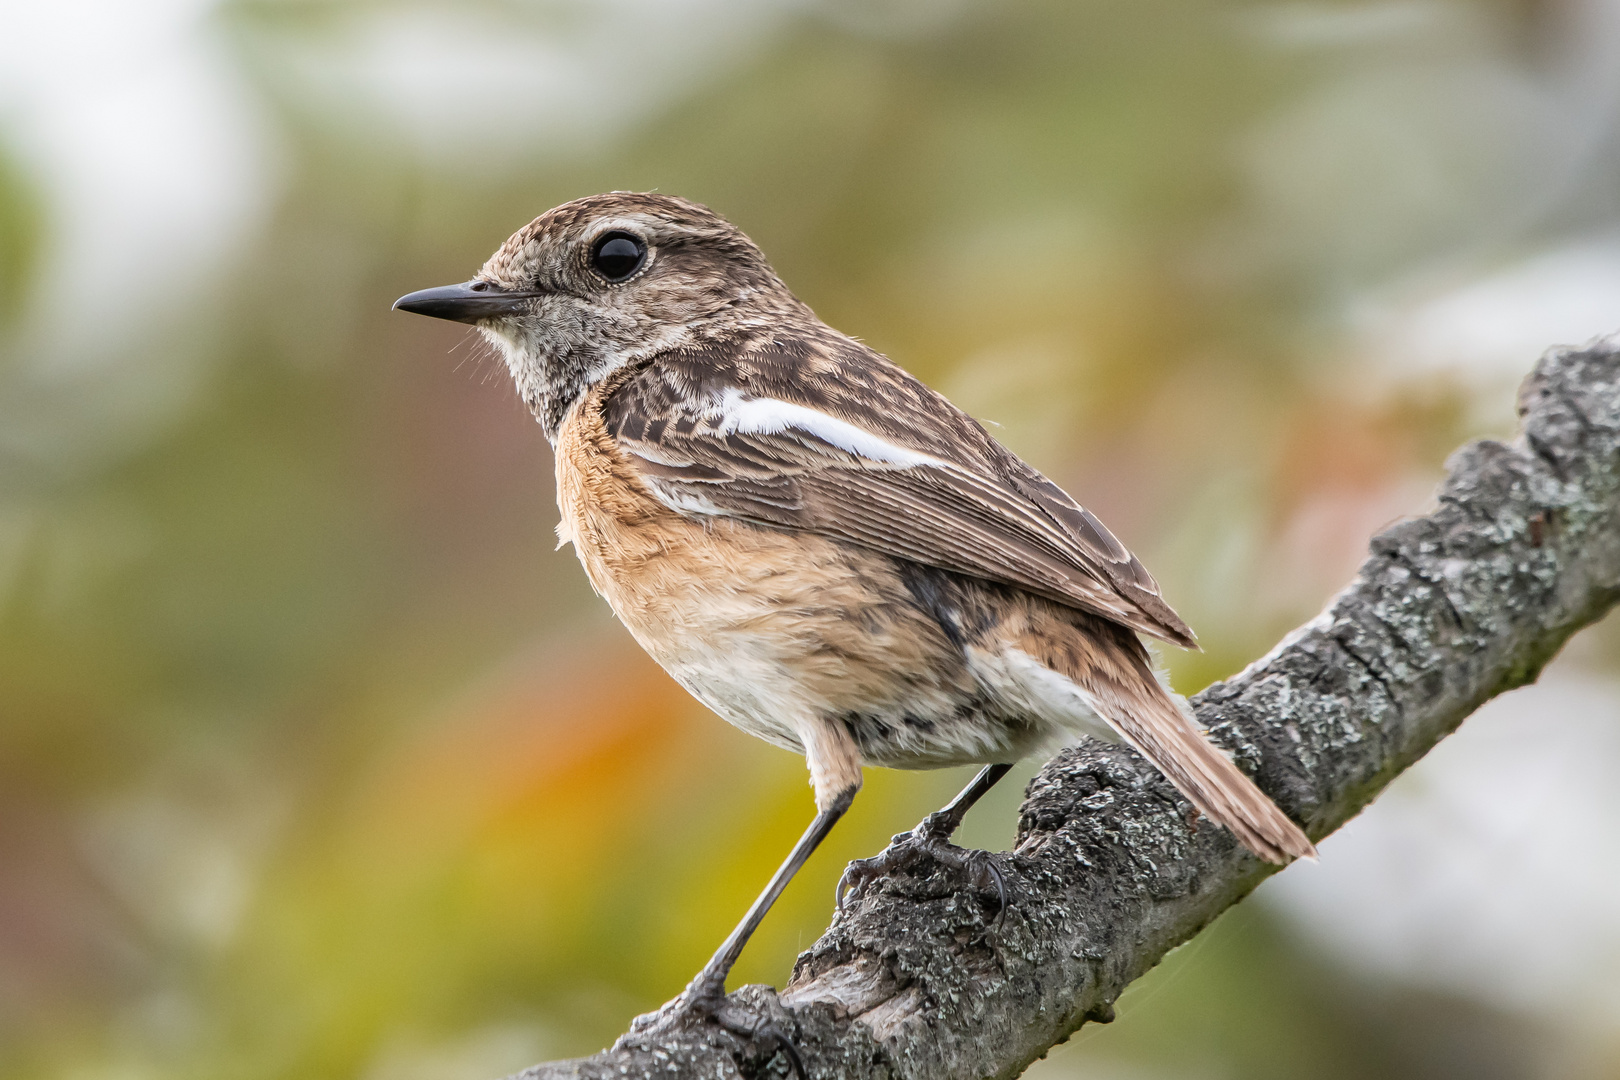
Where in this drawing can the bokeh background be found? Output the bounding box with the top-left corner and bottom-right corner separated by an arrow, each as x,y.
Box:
5,1 -> 1620,1077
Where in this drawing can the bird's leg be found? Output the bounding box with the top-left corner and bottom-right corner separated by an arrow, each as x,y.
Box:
837,762 -> 1014,921
916,761 -> 1015,843
628,783 -> 853,1078
632,719 -> 863,1062
664,786 -> 855,1017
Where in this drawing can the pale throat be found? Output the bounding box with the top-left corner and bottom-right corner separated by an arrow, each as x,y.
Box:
479,326 -> 586,442
481,323 -> 673,443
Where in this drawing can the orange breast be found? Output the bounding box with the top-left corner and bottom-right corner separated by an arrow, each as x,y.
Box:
550,381 -> 976,748
552,383 -> 690,608
552,381 -> 835,663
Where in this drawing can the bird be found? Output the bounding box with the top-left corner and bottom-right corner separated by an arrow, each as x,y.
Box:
393,191 -> 1316,1030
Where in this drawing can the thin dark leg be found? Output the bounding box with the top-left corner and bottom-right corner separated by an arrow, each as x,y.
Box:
921,762 -> 1015,839
681,785 -> 856,1006
629,794 -> 855,1076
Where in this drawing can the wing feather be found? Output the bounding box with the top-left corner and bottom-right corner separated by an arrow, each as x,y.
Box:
603,335 -> 1197,647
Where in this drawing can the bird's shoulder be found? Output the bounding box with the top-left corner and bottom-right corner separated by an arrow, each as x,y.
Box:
602,325 -> 999,466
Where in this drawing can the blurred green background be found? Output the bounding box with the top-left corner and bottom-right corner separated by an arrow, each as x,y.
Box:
4,1 -> 1620,1077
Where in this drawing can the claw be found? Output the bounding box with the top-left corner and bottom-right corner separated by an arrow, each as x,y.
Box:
974,851 -> 1008,931
764,1025 -> 807,1078
764,1029 -> 803,1075
717,1014 -> 805,1078
836,830 -> 915,911
834,857 -> 874,911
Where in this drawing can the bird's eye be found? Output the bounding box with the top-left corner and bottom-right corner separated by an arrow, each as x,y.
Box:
590,232 -> 647,282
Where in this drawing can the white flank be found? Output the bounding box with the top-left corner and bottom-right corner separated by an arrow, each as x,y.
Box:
968,646 -> 1120,746
715,390 -> 944,468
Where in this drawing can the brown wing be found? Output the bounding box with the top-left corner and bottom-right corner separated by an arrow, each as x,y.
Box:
602,331 -> 1197,648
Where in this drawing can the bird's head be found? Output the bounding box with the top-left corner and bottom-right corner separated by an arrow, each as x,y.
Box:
394,192 -> 804,440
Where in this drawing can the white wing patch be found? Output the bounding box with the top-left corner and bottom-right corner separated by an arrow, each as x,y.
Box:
623,386 -> 976,527
715,390 -> 945,468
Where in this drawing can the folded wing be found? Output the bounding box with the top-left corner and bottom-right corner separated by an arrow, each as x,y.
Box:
603,334 -> 1197,648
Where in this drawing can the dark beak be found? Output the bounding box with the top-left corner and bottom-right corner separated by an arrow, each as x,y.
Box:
392,280 -> 542,324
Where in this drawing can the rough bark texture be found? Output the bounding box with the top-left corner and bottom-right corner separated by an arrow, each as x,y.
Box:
510,338 -> 1620,1080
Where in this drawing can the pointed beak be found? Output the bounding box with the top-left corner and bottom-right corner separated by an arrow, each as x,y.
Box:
392,280 -> 544,324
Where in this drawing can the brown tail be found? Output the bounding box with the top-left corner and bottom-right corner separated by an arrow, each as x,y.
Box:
1072,634 -> 1317,864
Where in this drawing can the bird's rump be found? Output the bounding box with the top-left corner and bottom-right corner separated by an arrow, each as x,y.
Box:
602,332 -> 1197,648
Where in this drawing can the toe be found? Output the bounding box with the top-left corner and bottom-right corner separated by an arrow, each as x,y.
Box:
834,859 -> 869,911
630,975 -> 727,1034
759,1024 -> 807,1078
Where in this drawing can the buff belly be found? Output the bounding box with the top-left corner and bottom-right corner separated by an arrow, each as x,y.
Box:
602,523 -> 1050,767
578,510 -> 1118,770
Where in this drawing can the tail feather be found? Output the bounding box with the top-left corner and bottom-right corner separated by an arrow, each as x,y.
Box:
1076,643 -> 1317,864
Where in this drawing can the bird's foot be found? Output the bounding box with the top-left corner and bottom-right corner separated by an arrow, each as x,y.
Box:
627,977 -> 805,1077
835,810 -> 1008,927
628,971 -> 724,1033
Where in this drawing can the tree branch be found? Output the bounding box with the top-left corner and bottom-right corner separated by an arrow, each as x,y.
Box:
512,337 -> 1620,1080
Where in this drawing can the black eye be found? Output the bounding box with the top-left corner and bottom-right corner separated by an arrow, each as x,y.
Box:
591,232 -> 647,282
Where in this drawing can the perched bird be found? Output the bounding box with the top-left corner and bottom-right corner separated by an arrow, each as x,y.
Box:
394,192 -> 1315,1027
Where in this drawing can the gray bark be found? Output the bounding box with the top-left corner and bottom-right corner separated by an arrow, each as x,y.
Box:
511,337 -> 1620,1080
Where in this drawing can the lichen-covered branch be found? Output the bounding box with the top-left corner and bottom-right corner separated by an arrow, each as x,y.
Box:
512,338 -> 1620,1080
